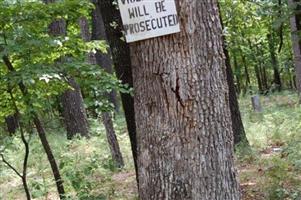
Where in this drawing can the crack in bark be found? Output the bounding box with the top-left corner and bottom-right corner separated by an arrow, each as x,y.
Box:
171,77 -> 184,107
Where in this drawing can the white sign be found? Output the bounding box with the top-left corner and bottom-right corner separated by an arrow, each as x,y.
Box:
118,0 -> 180,43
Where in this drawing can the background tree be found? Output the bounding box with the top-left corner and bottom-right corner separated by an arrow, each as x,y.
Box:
44,0 -> 90,139
218,2 -> 249,146
98,0 -> 138,178
79,12 -> 124,168
289,0 -> 301,100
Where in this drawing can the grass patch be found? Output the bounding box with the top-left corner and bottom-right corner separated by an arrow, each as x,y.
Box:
239,91 -> 301,199
0,116 -> 137,200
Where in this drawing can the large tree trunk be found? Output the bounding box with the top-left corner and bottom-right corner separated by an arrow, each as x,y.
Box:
44,1 -> 90,139
289,0 -> 301,99
130,1 -> 240,199
79,11 -> 125,168
98,0 -> 138,177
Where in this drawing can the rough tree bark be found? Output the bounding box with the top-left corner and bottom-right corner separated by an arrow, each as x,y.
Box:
60,77 -> 90,139
98,0 -> 138,176
44,0 -> 90,139
79,14 -> 124,168
130,1 -> 240,199
289,0 -> 301,100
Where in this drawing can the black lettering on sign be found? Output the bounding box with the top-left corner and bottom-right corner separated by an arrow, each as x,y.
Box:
155,0 -> 166,13
128,5 -> 149,19
121,0 -> 144,5
140,21 -> 146,32
122,14 -> 179,36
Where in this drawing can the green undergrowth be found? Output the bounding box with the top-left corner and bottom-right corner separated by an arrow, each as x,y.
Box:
0,115 -> 137,200
1,92 -> 301,199
238,91 -> 301,200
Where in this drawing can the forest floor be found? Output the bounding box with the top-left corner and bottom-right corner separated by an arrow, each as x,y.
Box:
237,91 -> 301,200
1,91 -> 301,199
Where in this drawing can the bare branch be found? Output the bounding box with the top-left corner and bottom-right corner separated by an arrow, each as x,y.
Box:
0,153 -> 23,178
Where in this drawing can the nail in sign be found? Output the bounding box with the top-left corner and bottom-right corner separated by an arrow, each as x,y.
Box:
118,0 -> 180,43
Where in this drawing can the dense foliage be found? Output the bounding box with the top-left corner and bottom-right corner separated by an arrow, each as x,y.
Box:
220,0 -> 295,94
0,0 -> 128,127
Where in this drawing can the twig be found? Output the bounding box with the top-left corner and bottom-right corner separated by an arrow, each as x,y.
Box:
0,153 -> 23,178
8,89 -> 31,200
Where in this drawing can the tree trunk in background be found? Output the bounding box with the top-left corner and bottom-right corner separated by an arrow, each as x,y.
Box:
5,114 -> 19,135
219,4 -> 249,146
79,13 -> 124,168
60,77 -> 90,139
254,64 -> 263,93
130,1 -> 240,199
218,4 -> 250,146
239,33 -> 251,94
238,48 -> 250,95
226,51 -> 249,146
98,0 -> 138,177
247,40 -> 264,93
256,44 -> 269,91
289,0 -> 301,100
102,112 -> 124,167
259,65 -> 269,92
267,33 -> 282,91
91,2 -> 119,112
44,1 -> 90,139
292,74 -> 297,89
233,53 -> 241,94
288,67 -> 295,90
260,65 -> 268,91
